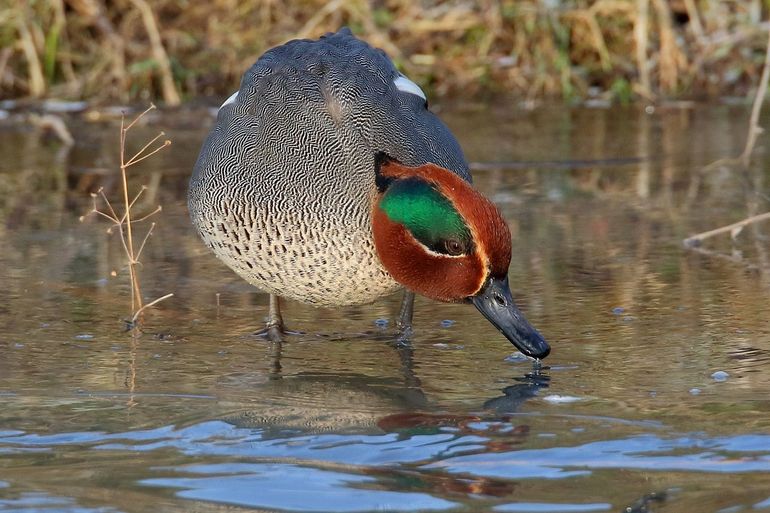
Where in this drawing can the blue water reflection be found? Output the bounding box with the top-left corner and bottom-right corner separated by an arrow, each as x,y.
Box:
2,419 -> 770,511
143,463 -> 457,512
0,492 -> 120,512
429,434 -> 770,477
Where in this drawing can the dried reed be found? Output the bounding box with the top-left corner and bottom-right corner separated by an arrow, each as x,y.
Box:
683,25 -> 770,249
81,104 -> 173,329
4,1 -> 770,103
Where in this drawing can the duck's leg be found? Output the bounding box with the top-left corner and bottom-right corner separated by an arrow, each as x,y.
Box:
254,294 -> 286,342
265,294 -> 285,342
396,290 -> 415,341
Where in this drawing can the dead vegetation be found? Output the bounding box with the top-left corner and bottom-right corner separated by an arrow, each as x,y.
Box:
2,1 -> 770,103
683,24 -> 770,251
80,104 -> 172,330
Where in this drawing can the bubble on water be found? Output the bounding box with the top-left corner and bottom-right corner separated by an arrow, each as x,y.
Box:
612,307 -> 625,315
74,334 -> 94,340
440,319 -> 455,328
689,388 -> 701,395
13,343 -> 24,349
432,343 -> 464,350
505,352 -> 534,363
374,318 -> 389,328
543,394 -> 582,404
711,371 -> 729,382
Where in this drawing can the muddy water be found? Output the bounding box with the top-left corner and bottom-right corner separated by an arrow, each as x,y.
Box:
2,103 -> 770,512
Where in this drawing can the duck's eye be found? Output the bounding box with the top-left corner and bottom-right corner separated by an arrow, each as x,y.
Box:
443,238 -> 466,256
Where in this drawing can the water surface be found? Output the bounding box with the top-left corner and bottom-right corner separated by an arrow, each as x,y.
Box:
2,103 -> 770,512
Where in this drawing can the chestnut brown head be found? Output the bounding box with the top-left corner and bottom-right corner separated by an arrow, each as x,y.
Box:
372,154 -> 550,359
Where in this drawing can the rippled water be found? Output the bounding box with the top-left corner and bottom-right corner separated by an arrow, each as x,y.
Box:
2,103 -> 770,512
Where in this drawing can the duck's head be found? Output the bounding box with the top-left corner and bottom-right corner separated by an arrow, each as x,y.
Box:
372,154 -> 550,359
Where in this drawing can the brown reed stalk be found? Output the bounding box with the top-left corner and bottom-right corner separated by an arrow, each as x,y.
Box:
683,25 -> 770,248
81,104 -> 173,328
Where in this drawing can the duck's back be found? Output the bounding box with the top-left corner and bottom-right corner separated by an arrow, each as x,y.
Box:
189,29 -> 469,306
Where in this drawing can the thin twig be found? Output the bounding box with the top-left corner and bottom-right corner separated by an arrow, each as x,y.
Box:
88,209 -> 118,223
130,293 -> 174,324
125,140 -> 171,168
119,186 -> 147,223
131,205 -> 162,224
126,132 -> 166,167
97,188 -> 119,221
740,25 -> 770,168
123,104 -> 156,133
683,212 -> 770,247
134,222 -> 156,260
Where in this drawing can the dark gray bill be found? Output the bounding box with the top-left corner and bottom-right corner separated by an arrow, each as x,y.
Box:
471,277 -> 550,359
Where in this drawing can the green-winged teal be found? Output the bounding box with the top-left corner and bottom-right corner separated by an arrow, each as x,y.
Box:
189,28 -> 550,358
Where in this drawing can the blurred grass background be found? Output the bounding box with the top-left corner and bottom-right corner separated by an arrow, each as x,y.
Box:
2,0 -> 770,105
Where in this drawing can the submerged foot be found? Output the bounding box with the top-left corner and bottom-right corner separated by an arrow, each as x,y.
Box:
252,294 -> 304,342
253,324 -> 304,342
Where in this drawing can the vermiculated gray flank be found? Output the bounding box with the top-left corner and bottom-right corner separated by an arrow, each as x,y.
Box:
189,28 -> 469,306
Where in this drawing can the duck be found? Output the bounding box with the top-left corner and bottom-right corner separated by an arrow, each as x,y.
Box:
188,28 -> 550,359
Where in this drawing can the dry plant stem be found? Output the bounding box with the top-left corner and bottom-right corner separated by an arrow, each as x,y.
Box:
683,212 -> 770,247
16,15 -> 45,97
635,0 -> 652,98
83,103 -> 172,327
129,0 -> 181,105
131,293 -> 174,324
740,25 -> 770,168
117,104 -> 171,314
684,20 -> 770,247
120,111 -> 142,313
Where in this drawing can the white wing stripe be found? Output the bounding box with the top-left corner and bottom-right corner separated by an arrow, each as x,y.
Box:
219,91 -> 239,110
394,74 -> 426,100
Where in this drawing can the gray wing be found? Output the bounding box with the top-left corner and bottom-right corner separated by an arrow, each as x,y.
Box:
191,27 -> 469,202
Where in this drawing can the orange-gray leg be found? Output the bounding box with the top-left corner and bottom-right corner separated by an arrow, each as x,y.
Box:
254,294 -> 286,342
396,290 -> 415,341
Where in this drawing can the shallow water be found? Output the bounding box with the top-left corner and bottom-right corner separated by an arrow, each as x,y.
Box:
2,102 -> 770,512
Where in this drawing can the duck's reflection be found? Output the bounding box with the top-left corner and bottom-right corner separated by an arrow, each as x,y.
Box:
224,361 -> 550,504
230,341 -> 551,436
483,370 -> 551,413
